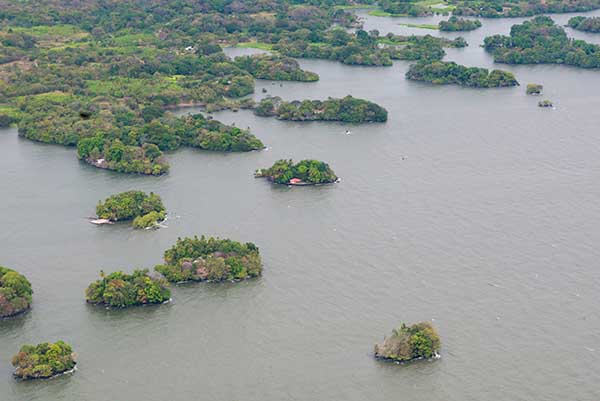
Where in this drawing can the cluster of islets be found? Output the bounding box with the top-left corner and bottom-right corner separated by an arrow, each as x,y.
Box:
3,201 -> 441,380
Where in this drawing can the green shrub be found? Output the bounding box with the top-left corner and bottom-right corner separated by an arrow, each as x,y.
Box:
96,191 -> 165,222
85,269 -> 171,307
256,159 -> 338,185
132,211 -> 166,229
155,236 -> 262,282
374,322 -> 441,362
0,266 -> 32,318
12,341 -> 76,379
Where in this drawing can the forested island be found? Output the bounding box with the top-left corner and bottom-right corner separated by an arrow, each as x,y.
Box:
85,269 -> 171,308
539,100 -> 554,107
233,55 -> 319,82
255,159 -> 338,185
406,61 -> 519,88
272,29 -> 467,66
374,322 -> 441,362
567,16 -> 600,33
453,0 -> 600,17
484,16 -> 600,68
155,236 -> 262,283
0,266 -> 33,319
254,96 -> 388,123
439,16 -> 482,31
12,341 -> 76,380
95,190 -> 166,228
377,0 -> 438,17
526,84 -> 543,95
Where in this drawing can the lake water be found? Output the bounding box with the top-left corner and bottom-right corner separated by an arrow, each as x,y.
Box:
1,10 -> 600,401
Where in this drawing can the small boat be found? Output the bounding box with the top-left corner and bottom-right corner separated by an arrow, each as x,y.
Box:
89,218 -> 112,225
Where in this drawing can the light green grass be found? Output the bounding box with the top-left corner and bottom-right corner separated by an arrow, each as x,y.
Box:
10,24 -> 87,37
377,38 -> 408,45
235,42 -> 274,51
334,4 -> 377,10
368,9 -> 406,17
399,23 -> 439,30
0,106 -> 23,120
368,0 -> 454,17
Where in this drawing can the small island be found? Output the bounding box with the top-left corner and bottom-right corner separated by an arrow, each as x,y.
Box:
526,83 -> 543,95
155,236 -> 262,282
406,61 -> 519,87
255,159 -> 338,185
484,16 -> 600,69
85,269 -> 171,308
453,0 -> 600,18
77,137 -> 169,176
538,100 -> 553,108
374,322 -> 441,363
439,16 -> 482,32
12,341 -> 76,380
0,266 -> 33,319
234,54 -> 319,82
567,16 -> 600,33
254,96 -> 388,123
94,190 -> 166,229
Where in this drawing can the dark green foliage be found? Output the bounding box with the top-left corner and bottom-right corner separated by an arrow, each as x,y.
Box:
374,322 -> 441,362
274,28 -> 393,66
272,29 -> 464,67
18,96 -> 263,175
379,0 -> 431,16
439,16 -> 482,32
254,96 -> 388,123
255,159 -> 338,185
177,114 -> 264,152
453,0 -> 600,18
85,269 -> 171,307
234,54 -> 319,82
155,236 -> 262,282
406,61 -> 519,88
484,16 -> 600,69
96,190 -> 165,223
12,341 -> 76,379
567,16 -> 600,33
77,137 -> 170,175
0,266 -> 33,318
132,211 -> 166,229
0,114 -> 17,127
526,83 -> 543,95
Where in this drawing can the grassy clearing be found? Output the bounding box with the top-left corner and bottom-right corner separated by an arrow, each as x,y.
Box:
10,24 -> 87,37
368,9 -> 406,17
368,0 -> 454,17
399,23 -> 439,29
334,4 -> 378,10
0,105 -> 23,120
235,42 -> 274,51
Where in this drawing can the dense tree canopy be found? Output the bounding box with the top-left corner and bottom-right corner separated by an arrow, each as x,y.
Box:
12,341 -> 76,380
85,269 -> 171,307
0,266 -> 33,318
567,16 -> 600,33
234,54 -> 319,81
438,16 -> 482,31
255,159 -> 338,185
374,322 -> 441,362
96,191 -> 166,227
155,236 -> 263,282
254,95 -> 388,122
484,16 -> 600,68
406,61 -> 519,87
453,0 -> 600,17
